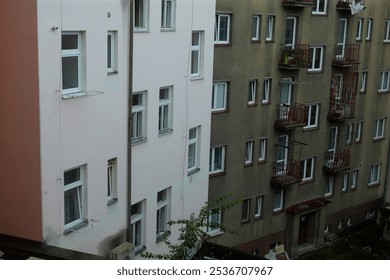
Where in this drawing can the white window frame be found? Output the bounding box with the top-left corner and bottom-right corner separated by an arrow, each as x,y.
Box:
308,45 -> 324,72
245,140 -> 254,165
251,15 -> 261,41
273,190 -> 284,212
215,14 -> 231,44
159,86 -> 173,134
156,188 -> 171,238
188,127 -> 200,173
254,195 -> 264,218
241,199 -> 251,222
131,200 -> 145,251
312,0 -> 328,15
61,32 -> 82,96
207,209 -> 222,235
134,0 -> 148,31
341,172 -> 349,192
161,0 -> 175,30
191,31 -> 203,78
266,15 -> 275,41
262,78 -> 271,104
368,164 -> 380,186
285,16 -> 297,48
107,158 -> 117,205
212,82 -> 227,112
209,146 -> 226,175
248,80 -> 257,105
64,166 -> 85,230
132,91 -> 147,143
356,18 -> 363,41
356,121 -> 363,143
107,31 -> 117,74
325,176 -> 334,197
378,70 -> 390,92
304,103 -> 320,129
346,123 -> 354,145
351,169 -> 358,190
373,118 -> 386,140
360,71 -> 368,93
385,20 -> 390,42
258,138 -> 267,162
301,157 -> 315,182
366,18 -> 372,41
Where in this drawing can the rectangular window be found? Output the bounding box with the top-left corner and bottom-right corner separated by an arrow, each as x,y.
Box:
304,104 -> 320,129
107,31 -> 117,74
312,0 -> 327,15
248,80 -> 257,105
64,166 -> 85,229
212,82 -> 227,112
373,118 -> 386,140
384,20 -> 390,42
342,172 -> 349,192
266,15 -> 275,41
369,164 -> 380,186
351,169 -> 358,190
134,0 -> 148,30
360,71 -> 368,93
107,158 -> 117,205
378,70 -> 390,92
325,176 -> 334,197
346,123 -> 354,145
188,127 -> 200,173
273,190 -> 284,212
156,188 -> 170,239
258,138 -> 267,162
215,14 -> 231,44
209,146 -> 226,175
262,78 -> 271,104
245,141 -> 254,165
131,200 -> 145,251
301,157 -> 315,182
366,18 -> 372,40
161,0 -> 175,29
132,92 -> 147,143
308,46 -> 324,72
252,15 -> 261,41
159,86 -> 173,134
242,199 -> 251,222
356,121 -> 363,143
356,18 -> 363,41
254,195 -> 263,218
207,209 -> 222,234
61,32 -> 82,95
191,31 -> 203,78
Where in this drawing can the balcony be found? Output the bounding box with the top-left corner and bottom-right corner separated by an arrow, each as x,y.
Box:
327,96 -> 356,121
282,0 -> 315,8
278,44 -> 310,70
274,103 -> 306,130
333,44 -> 360,67
271,160 -> 302,188
323,149 -> 350,174
336,0 -> 365,14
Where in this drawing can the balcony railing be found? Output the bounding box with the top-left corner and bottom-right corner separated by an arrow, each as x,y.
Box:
323,149 -> 350,174
274,103 -> 306,130
333,44 -> 360,66
271,160 -> 302,188
327,95 -> 356,121
278,44 -> 310,70
336,0 -> 365,10
282,0 -> 315,8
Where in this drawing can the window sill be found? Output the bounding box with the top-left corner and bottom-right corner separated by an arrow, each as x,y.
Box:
212,109 -> 229,114
341,189 -> 348,194
63,220 -> 89,235
244,163 -> 254,168
373,137 -> 385,142
159,129 -> 173,137
378,90 -> 390,94
324,194 -> 334,199
257,160 -> 266,165
209,171 -> 225,178
187,168 -> 200,176
156,231 -> 171,243
265,39 -> 274,43
107,198 -> 118,206
190,76 -> 204,81
299,179 -> 314,186
254,216 -> 263,221
241,220 -> 250,225
251,40 -> 261,44
350,187 -> 358,192
247,103 -> 257,107
207,230 -> 223,238
355,140 -> 362,144
161,28 -> 176,32
214,43 -> 232,47
107,71 -> 118,76
261,101 -> 271,106
307,69 -> 323,74
303,126 -> 319,132
272,209 -> 284,216
132,137 -> 148,145
62,91 -> 87,99
134,29 -> 150,33
368,183 -> 380,188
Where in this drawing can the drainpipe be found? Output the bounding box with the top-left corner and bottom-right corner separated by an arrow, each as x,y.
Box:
126,0 -> 134,244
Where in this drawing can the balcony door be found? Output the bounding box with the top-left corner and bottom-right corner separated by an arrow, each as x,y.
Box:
280,77 -> 293,119
285,17 -> 297,49
276,135 -> 289,174
336,18 -> 348,59
328,126 -> 339,161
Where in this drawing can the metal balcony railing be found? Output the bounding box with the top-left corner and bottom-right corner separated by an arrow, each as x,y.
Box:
333,44 -> 360,66
336,0 -> 365,8
271,160 -> 302,188
278,44 -> 310,69
275,103 -> 306,130
282,0 -> 315,7
327,95 -> 356,121
323,149 -> 350,174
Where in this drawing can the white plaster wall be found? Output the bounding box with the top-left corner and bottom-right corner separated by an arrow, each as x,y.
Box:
37,0 -> 130,256
132,0 -> 215,256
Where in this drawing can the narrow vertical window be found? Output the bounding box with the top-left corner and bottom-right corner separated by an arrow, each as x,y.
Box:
248,80 -> 257,105
368,165 -> 380,186
62,32 -> 82,95
131,200 -> 145,254
159,86 -> 172,134
385,20 -> 390,42
209,146 -> 226,175
366,18 -> 372,41
134,0 -> 148,30
161,0 -> 175,29
346,123 -> 353,145
351,169 -> 358,190
325,176 -> 334,197
378,70 -> 390,92
341,172 -> 349,192
64,166 -> 85,230
214,14 -> 231,44
262,78 -> 271,104
241,199 -> 251,223
188,127 -> 200,173
258,138 -> 267,162
254,195 -> 263,218
245,141 -> 254,165
273,190 -> 284,212
355,121 -> 363,143
191,31 -> 203,78
132,92 -> 147,143
107,158 -> 117,205
266,16 -> 275,41
373,118 -> 386,140
212,82 -> 227,112
107,31 -> 117,74
251,15 -> 261,41
156,188 -> 171,241
304,104 -> 320,129
356,18 -> 363,41
360,71 -> 368,93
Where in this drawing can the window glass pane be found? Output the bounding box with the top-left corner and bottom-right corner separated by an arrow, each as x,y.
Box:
64,187 -> 81,225
189,128 -> 196,139
64,168 -> 80,185
188,143 -> 196,168
62,34 -> 78,50
218,16 -> 228,42
62,56 -> 79,90
191,51 -> 199,74
107,34 -> 112,69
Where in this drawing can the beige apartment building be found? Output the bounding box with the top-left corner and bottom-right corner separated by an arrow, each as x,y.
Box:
208,0 -> 390,258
